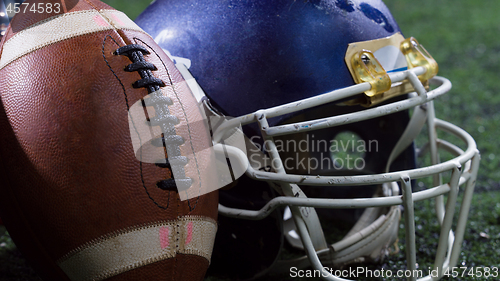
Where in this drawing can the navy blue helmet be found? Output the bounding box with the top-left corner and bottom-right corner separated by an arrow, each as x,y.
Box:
136,1 -> 479,280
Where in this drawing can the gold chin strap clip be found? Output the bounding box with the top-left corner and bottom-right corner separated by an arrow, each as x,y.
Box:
400,37 -> 439,82
350,50 -> 391,106
346,35 -> 439,107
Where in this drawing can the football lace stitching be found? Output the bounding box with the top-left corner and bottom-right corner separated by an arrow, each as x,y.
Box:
115,44 -> 192,192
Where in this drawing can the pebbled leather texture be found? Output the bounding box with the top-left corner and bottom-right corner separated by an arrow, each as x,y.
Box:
0,0 -> 218,280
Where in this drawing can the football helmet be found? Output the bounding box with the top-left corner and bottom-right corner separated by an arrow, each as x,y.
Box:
136,1 -> 480,280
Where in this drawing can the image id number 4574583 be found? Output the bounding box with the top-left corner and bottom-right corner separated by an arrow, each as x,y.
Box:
5,2 -> 61,16
443,267 -> 498,278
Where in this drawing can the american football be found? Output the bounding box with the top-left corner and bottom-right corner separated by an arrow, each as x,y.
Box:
0,0 -> 218,280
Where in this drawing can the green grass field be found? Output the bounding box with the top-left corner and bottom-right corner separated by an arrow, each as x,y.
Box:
1,0 -> 499,280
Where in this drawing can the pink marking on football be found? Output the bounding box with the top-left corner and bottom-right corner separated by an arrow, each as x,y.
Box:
110,13 -> 124,25
93,15 -> 109,27
159,227 -> 169,249
185,222 -> 193,245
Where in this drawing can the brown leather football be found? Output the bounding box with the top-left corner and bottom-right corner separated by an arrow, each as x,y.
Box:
0,0 -> 218,280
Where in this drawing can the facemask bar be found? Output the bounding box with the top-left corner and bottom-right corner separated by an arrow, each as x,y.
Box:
213,66 -> 479,280
213,66 -> 427,143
